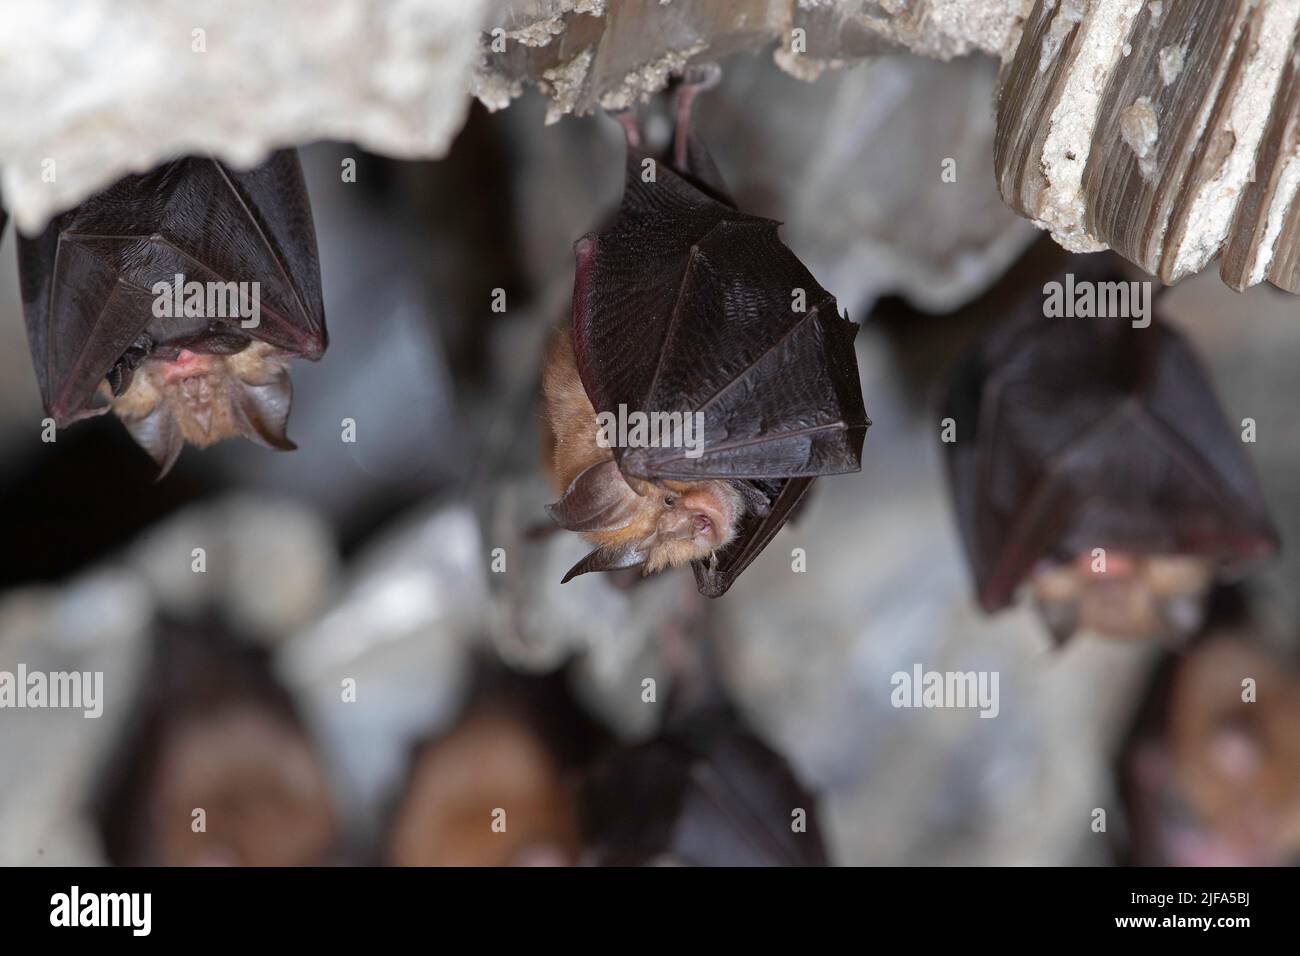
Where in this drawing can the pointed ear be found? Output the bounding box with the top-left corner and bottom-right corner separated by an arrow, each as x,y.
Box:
121,404 -> 184,479
546,460 -> 641,533
232,372 -> 296,451
561,544 -> 647,583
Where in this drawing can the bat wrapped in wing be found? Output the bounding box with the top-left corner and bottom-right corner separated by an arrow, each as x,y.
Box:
943,261 -> 1278,642
16,149 -> 326,475
542,73 -> 869,597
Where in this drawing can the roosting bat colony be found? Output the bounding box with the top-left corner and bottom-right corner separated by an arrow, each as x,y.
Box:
4,41 -> 1300,871
0,71 -> 1290,638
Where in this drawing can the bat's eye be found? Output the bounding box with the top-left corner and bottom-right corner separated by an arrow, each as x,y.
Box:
663,494 -> 677,507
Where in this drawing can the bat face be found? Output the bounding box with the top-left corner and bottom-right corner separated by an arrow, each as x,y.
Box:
943,260 -> 1277,639
148,705 -> 336,866
1125,639 -> 1300,865
543,79 -> 869,596
95,622 -> 336,867
17,150 -> 326,473
108,342 -> 295,474
1030,552 -> 1214,643
543,327 -> 747,579
386,709 -> 578,867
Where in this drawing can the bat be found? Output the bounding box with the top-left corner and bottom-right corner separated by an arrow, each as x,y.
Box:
1122,636 -> 1300,865
385,706 -> 579,867
942,260 -> 1278,642
542,70 -> 869,597
384,664 -> 605,867
93,619 -> 336,866
16,149 -> 327,475
578,705 -> 829,866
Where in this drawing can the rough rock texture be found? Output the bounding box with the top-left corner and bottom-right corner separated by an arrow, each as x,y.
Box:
474,0 -> 1033,118
3,0 -> 1287,294
0,0 -> 490,232
996,0 -> 1300,290
711,53 -> 1037,314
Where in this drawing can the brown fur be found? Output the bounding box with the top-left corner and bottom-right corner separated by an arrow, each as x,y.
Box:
1031,553 -> 1213,642
148,705 -> 336,866
1169,639 -> 1300,860
107,341 -> 295,473
386,709 -> 577,867
542,327 -> 743,573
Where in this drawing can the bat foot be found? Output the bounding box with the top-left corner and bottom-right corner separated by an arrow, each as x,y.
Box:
680,62 -> 721,92
611,110 -> 642,149
673,63 -> 721,170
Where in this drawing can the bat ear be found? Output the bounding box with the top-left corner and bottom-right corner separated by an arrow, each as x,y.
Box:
546,460 -> 642,533
120,405 -> 185,479
1035,596 -> 1079,647
560,544 -> 647,583
232,372 -> 296,452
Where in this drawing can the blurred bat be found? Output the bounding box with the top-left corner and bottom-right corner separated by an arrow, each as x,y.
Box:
384,665 -> 603,867
579,705 -> 829,866
942,260 -> 1277,642
385,706 -> 579,867
93,620 -> 336,866
16,150 -> 326,475
1123,636 -> 1300,866
542,69 -> 869,597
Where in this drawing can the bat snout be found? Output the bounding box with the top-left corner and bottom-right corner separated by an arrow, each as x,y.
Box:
162,349 -> 216,383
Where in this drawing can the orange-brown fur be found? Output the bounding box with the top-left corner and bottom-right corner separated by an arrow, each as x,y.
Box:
385,709 -> 577,867
1169,639 -> 1300,857
542,327 -> 743,573
148,705 -> 336,866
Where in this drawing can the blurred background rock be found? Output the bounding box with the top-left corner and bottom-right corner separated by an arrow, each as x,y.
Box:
1,36 -> 1296,866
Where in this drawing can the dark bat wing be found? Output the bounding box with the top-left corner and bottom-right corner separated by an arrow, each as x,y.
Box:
693,476 -> 814,597
579,708 -> 828,866
18,150 -> 326,423
675,134 -> 736,209
945,296 -> 1278,612
572,144 -> 868,594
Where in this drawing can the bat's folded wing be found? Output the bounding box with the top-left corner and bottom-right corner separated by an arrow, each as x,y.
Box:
572,148 -> 869,596
17,151 -> 326,424
947,314 -> 1278,612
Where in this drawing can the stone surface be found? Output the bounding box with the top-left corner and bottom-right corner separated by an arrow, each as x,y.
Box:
996,0 -> 1300,291
0,0 -> 490,232
474,0 -> 1033,119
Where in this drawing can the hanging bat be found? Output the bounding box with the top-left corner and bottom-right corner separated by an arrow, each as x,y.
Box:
16,149 -> 327,475
385,706 -> 579,867
542,71 -> 869,597
93,619 -> 336,866
942,259 -> 1278,642
579,705 -> 829,866
1123,636 -> 1300,865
